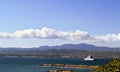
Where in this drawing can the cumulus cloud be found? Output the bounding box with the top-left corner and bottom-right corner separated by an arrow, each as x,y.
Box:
95,34 -> 120,42
0,27 -> 120,42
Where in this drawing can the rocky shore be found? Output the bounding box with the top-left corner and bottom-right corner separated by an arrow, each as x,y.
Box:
48,70 -> 75,72
40,64 -> 98,69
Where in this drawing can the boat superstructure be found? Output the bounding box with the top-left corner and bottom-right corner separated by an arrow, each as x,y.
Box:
84,55 -> 95,61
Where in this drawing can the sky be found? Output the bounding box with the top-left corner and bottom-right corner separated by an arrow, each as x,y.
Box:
0,0 -> 120,48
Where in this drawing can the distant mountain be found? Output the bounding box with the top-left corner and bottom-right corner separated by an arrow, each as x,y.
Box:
0,43 -> 120,52
37,43 -> 120,52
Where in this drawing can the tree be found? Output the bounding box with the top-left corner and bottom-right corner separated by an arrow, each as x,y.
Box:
95,59 -> 120,72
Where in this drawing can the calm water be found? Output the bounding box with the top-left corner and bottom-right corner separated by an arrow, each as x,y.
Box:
0,58 -> 111,72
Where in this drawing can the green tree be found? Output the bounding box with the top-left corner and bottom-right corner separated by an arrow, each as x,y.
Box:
95,59 -> 120,72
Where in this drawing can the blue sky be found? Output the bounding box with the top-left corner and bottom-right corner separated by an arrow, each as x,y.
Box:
0,0 -> 120,47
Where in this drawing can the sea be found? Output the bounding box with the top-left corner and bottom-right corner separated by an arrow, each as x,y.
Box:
0,57 -> 111,72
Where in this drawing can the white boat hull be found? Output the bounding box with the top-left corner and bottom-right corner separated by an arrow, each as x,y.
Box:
84,55 -> 95,61
84,58 -> 94,61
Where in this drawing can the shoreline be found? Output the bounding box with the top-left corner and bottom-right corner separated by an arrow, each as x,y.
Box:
40,64 -> 98,69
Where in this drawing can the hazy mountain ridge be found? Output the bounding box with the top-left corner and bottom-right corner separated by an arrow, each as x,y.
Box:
0,43 -> 120,52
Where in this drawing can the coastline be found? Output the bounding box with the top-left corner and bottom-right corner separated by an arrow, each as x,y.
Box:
40,64 -> 98,69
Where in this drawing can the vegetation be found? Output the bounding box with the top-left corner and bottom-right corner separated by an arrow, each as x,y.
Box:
0,49 -> 120,58
95,59 -> 120,72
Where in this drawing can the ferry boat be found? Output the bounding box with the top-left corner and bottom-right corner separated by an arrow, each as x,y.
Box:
84,55 -> 95,61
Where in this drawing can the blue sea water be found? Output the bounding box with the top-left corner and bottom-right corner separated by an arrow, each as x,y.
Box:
0,58 -> 111,72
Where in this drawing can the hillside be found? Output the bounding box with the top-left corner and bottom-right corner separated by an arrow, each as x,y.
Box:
0,43 -> 120,58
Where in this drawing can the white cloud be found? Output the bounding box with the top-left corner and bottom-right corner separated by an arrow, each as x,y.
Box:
0,27 -> 120,42
95,34 -> 120,42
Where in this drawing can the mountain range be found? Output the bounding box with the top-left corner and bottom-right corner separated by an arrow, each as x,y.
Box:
0,43 -> 120,52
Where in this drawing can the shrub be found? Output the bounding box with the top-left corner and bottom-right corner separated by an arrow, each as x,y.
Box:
95,59 -> 120,72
